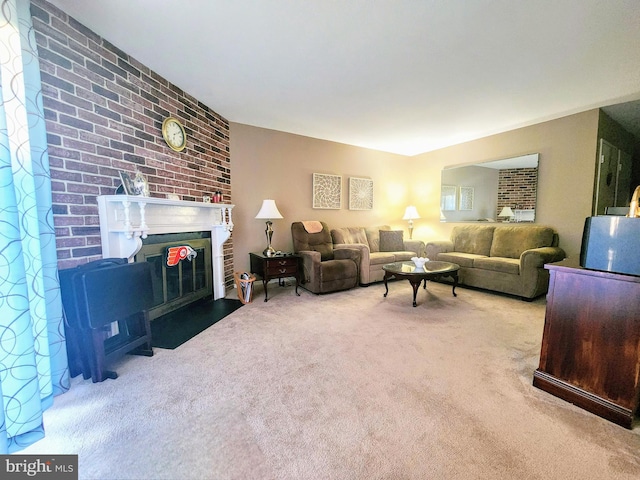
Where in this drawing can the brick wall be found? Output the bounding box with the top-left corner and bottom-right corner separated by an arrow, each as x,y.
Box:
31,0 -> 234,286
496,168 -> 538,216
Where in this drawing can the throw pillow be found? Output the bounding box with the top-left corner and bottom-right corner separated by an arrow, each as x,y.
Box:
379,230 -> 404,252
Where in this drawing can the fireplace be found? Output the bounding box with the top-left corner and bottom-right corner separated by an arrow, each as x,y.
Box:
97,196 -> 234,316
134,233 -> 212,320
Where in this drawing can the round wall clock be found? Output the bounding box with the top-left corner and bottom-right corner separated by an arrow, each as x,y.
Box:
162,117 -> 186,152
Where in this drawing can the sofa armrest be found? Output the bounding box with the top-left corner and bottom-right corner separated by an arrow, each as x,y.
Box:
425,240 -> 454,260
334,246 -> 362,262
519,246 -> 566,298
404,240 -> 426,257
520,246 -> 566,270
297,250 -> 321,285
335,243 -> 368,284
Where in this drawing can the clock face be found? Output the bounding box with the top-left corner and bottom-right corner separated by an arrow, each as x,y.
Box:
162,117 -> 186,152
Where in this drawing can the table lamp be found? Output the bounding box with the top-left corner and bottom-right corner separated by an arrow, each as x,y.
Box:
498,206 -> 515,223
255,199 -> 283,256
402,205 -> 420,239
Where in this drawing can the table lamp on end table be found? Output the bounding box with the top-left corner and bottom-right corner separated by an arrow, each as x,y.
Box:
255,199 -> 283,256
402,205 -> 420,239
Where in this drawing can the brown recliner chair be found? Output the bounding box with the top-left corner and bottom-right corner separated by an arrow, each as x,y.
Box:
291,221 -> 360,294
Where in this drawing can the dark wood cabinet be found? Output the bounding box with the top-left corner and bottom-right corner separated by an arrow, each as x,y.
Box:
249,252 -> 300,302
533,260 -> 640,428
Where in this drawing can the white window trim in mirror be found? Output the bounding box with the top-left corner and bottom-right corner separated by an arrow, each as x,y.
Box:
440,185 -> 457,211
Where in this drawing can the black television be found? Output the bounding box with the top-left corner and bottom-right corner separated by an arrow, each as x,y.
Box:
580,216 -> 640,276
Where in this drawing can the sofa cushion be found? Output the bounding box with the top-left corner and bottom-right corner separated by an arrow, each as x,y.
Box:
365,225 -> 390,253
473,256 -> 520,275
489,226 -> 554,259
451,225 -> 495,256
392,251 -> 416,262
331,227 -> 368,246
379,230 -> 404,251
436,252 -> 485,268
369,251 -> 396,265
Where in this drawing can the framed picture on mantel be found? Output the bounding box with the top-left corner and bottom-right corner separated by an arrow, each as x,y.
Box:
119,170 -> 149,197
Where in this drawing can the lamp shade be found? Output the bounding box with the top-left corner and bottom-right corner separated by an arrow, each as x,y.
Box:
402,205 -> 420,220
255,199 -> 283,219
498,206 -> 514,218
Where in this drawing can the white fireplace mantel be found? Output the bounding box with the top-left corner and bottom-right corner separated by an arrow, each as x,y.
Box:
97,195 -> 234,299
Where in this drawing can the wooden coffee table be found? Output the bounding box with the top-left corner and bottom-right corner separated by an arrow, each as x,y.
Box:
382,261 -> 460,307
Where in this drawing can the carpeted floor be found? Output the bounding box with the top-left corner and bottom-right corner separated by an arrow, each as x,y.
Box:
23,280 -> 640,479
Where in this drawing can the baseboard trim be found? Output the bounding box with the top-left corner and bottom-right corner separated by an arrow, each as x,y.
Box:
533,370 -> 635,429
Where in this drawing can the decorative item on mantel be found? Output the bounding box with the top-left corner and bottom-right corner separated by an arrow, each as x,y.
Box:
117,170 -> 149,196
213,191 -> 223,203
255,199 -> 283,257
402,205 -> 420,239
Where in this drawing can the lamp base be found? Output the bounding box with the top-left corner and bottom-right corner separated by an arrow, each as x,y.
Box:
263,220 -> 276,257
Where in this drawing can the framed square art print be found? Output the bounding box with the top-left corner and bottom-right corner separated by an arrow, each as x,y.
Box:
459,186 -> 474,211
313,173 -> 342,209
349,177 -> 373,210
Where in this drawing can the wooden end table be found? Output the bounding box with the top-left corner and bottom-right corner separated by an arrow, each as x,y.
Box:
249,252 -> 301,302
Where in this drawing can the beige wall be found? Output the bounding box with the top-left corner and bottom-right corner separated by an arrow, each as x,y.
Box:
230,109 -> 601,273
230,124 -> 412,272
411,109 -> 601,259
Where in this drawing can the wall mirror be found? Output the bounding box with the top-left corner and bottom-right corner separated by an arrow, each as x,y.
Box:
440,153 -> 539,223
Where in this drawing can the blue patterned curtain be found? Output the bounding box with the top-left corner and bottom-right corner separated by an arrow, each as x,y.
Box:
0,0 -> 69,453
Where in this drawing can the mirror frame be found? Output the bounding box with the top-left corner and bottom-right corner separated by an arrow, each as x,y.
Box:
440,153 -> 539,223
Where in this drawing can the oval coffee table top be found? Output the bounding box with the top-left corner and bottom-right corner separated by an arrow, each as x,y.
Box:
383,260 -> 459,276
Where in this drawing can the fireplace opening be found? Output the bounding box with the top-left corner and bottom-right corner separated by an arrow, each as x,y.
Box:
134,232 -> 213,320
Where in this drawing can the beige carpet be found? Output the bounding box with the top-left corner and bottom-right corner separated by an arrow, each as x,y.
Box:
24,280 -> 640,479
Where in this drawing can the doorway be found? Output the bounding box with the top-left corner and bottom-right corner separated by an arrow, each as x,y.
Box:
594,138 -> 632,215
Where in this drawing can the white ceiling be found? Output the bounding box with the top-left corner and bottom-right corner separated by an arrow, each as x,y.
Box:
47,0 -> 640,156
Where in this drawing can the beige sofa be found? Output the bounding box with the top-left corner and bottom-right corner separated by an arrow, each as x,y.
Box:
425,224 -> 565,299
331,226 -> 425,285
